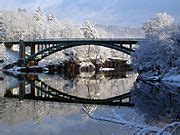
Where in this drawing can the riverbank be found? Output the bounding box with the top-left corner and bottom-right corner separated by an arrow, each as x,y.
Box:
137,67 -> 180,87
4,58 -> 131,75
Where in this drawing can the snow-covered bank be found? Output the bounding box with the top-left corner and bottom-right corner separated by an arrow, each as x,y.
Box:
162,74 -> 180,87
136,68 -> 180,88
162,74 -> 180,82
131,13 -> 180,86
137,71 -> 161,82
161,67 -> 180,83
99,68 -> 115,71
137,72 -> 180,87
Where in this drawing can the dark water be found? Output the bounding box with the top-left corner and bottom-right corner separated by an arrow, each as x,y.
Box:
0,71 -> 179,135
132,80 -> 180,126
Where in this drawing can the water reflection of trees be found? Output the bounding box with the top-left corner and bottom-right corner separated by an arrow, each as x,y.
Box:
0,71 -> 136,125
80,81 -> 180,135
39,72 -> 137,99
132,80 -> 180,126
0,98 -> 79,124
0,70 -> 132,128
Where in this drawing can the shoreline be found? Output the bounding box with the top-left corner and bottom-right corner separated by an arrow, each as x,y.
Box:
137,71 -> 180,87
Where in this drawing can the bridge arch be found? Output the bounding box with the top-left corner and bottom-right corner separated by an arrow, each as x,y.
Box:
4,74 -> 134,106
26,42 -> 134,65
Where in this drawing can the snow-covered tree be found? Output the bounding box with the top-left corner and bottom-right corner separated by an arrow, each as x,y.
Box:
63,48 -> 78,61
132,12 -> 179,75
13,9 -> 31,40
81,20 -> 99,38
1,9 -> 32,40
143,13 -> 174,39
81,20 -> 100,58
46,14 -> 57,37
60,22 -> 78,38
32,7 -> 46,39
0,13 -> 6,41
1,8 -> 147,64
173,32 -> 180,68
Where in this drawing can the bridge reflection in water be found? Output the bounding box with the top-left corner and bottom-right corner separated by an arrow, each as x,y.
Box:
4,74 -> 134,106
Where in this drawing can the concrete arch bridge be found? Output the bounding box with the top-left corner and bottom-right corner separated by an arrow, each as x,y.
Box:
3,38 -> 142,68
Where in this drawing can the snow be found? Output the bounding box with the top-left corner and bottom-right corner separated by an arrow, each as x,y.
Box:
174,32 -> 180,41
162,74 -> 180,82
137,72 -> 180,86
6,66 -> 23,75
131,12 -> 180,85
137,71 -> 160,81
81,20 -> 99,39
99,67 -> 115,71
145,76 -> 160,81
82,106 -> 180,135
4,49 -> 19,65
1,9 -> 144,63
4,76 -> 19,90
80,61 -> 95,67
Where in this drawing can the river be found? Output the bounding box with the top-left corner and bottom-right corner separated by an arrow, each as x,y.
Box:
0,69 -> 179,135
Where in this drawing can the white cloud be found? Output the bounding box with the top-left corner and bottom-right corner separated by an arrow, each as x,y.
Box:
0,0 -> 63,10
24,0 -> 63,9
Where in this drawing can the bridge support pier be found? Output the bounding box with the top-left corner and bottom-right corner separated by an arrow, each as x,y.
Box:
30,81 -> 36,97
129,44 -> 132,49
18,40 -> 26,67
31,45 -> 35,56
28,45 -> 38,66
19,79 -> 25,101
28,60 -> 38,66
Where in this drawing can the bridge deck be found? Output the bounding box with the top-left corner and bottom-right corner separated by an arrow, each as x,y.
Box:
3,38 -> 143,45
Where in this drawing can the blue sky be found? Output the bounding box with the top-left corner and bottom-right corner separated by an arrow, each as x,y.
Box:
0,0 -> 180,27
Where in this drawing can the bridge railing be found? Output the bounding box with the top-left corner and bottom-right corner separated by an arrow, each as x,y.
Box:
3,37 -> 144,43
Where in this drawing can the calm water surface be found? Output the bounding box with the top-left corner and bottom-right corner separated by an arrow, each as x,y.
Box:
0,70 -> 179,135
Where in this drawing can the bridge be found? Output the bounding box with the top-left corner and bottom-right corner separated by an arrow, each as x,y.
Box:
3,38 -> 142,68
4,74 -> 134,106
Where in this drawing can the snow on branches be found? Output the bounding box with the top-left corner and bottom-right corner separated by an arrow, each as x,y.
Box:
81,20 -> 99,39
131,12 -> 180,75
143,13 -> 174,39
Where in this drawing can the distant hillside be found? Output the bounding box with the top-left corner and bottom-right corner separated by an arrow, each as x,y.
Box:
95,24 -> 144,38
